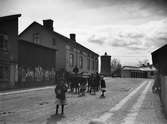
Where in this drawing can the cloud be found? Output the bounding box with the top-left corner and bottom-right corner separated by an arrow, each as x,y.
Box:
84,17 -> 167,52
87,35 -> 106,45
70,0 -> 167,14
110,38 -> 146,51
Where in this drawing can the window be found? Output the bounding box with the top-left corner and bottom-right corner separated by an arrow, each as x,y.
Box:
79,56 -> 83,68
150,71 -> 154,76
95,58 -> 98,71
92,59 -> 94,70
52,38 -> 56,46
0,34 -> 8,51
87,57 -> 90,70
33,33 -> 40,44
0,64 -> 9,80
69,53 -> 74,67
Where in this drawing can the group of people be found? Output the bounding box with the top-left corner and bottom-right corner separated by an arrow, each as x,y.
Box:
54,73 -> 106,115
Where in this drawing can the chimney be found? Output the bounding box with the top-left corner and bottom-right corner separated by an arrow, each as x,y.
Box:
70,33 -> 76,41
43,19 -> 53,31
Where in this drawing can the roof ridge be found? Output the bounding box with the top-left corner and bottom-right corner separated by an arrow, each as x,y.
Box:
19,21 -> 99,56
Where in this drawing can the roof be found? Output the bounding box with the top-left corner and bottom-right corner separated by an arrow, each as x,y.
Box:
122,66 -> 156,71
152,44 -> 167,56
18,39 -> 57,52
122,66 -> 140,71
140,67 -> 156,71
151,44 -> 167,67
0,14 -> 21,22
19,21 -> 99,56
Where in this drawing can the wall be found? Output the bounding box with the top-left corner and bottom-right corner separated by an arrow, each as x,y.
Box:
19,23 -> 99,75
17,40 -> 56,87
19,24 -> 66,71
158,75 -> 167,115
0,18 -> 19,89
101,55 -> 111,76
152,45 -> 167,115
65,43 -> 98,74
121,70 -> 131,78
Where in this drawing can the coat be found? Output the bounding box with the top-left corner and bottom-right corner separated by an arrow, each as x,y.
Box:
55,84 -> 67,100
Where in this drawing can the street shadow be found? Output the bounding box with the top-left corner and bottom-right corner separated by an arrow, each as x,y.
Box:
46,113 -> 65,124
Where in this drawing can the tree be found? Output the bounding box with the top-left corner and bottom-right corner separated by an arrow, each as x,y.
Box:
110,58 -> 122,77
137,59 -> 149,67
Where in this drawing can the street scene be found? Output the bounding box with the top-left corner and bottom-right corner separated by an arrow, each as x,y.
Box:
0,78 -> 167,124
1,0 -> 167,124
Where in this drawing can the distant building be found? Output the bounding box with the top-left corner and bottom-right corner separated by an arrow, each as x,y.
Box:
0,14 -> 21,89
100,52 -> 111,76
19,20 -> 99,74
121,65 -> 156,78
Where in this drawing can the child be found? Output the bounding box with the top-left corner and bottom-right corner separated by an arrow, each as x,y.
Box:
100,77 -> 106,98
55,78 -> 67,115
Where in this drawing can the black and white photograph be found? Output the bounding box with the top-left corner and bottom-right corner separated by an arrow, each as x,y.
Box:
0,0 -> 167,124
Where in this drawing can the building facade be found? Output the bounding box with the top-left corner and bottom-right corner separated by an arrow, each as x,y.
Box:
152,44 -> 167,115
0,14 -> 21,89
100,52 -> 111,76
121,66 -> 156,78
17,39 -> 57,87
19,20 -> 99,75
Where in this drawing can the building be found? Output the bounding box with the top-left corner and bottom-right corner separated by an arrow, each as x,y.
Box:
100,52 -> 111,76
0,14 -> 21,89
121,65 -> 156,78
17,39 -> 57,87
19,19 -> 99,74
152,44 -> 167,115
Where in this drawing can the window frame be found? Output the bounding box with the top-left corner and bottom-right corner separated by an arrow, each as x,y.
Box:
69,53 -> 74,67
87,57 -> 90,70
0,33 -> 8,51
52,38 -> 56,46
33,33 -> 40,44
79,56 -> 83,69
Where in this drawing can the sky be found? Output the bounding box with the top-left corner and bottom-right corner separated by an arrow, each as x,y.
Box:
1,0 -> 167,66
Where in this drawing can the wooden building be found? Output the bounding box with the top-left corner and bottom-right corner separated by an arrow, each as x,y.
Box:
152,44 -> 167,115
17,39 -> 57,87
0,14 -> 21,89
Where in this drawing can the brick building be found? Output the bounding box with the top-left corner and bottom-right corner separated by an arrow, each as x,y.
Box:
100,52 -> 111,76
19,19 -> 99,74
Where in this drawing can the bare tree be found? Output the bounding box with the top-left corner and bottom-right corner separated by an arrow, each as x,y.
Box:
111,58 -> 122,77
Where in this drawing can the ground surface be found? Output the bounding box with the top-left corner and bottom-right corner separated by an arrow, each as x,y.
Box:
0,78 -> 167,124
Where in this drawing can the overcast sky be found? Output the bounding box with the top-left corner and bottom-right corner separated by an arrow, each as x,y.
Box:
1,0 -> 167,66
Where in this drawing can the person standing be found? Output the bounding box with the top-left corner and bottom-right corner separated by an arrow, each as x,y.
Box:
100,76 -> 106,97
55,78 -> 67,115
95,72 -> 101,91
